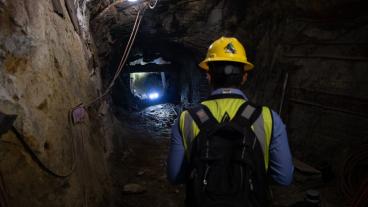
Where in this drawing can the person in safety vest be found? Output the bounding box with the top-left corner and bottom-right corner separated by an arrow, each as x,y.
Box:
167,37 -> 294,206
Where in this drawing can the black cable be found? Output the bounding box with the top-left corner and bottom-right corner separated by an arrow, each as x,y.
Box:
10,126 -> 74,177
10,111 -> 77,178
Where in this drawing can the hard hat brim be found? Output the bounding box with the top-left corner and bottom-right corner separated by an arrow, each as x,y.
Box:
199,58 -> 254,71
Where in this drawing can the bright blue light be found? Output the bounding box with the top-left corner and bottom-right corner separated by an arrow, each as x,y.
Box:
148,92 -> 159,100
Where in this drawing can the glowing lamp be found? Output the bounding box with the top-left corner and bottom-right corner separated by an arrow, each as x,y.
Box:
148,92 -> 159,100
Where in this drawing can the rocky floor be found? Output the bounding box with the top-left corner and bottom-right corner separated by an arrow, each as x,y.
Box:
108,133 -> 185,207
109,104 -> 183,207
109,104 -> 345,207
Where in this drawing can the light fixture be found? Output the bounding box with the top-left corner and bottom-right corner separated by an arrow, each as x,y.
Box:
148,92 -> 159,100
128,0 -> 138,2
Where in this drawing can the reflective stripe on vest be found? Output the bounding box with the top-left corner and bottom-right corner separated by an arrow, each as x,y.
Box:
179,98 -> 273,170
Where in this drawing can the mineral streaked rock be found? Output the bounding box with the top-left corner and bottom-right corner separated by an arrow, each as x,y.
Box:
0,0 -> 111,206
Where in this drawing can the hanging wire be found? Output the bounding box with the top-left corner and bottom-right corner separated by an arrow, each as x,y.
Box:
11,123 -> 77,178
83,0 -> 156,108
149,0 -> 159,9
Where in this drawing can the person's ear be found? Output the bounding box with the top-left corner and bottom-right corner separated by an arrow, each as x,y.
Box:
241,72 -> 248,85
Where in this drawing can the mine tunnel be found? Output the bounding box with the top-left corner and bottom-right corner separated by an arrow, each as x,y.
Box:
0,0 -> 368,207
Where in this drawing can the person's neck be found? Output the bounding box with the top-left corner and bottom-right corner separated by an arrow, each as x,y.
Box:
212,86 -> 240,91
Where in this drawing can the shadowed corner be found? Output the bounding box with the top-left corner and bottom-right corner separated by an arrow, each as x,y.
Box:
0,111 -> 17,136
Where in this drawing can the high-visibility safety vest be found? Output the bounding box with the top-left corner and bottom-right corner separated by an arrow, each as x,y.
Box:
179,95 -> 274,170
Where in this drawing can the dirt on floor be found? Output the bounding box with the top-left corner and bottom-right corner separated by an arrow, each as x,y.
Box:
108,104 -> 345,207
109,104 -> 184,207
108,133 -> 185,207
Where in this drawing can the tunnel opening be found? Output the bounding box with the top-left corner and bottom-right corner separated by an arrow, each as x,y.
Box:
109,37 -> 206,111
106,36 -> 209,137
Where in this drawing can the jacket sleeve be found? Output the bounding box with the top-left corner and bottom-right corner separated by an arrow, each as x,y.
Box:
166,118 -> 187,185
268,111 -> 294,186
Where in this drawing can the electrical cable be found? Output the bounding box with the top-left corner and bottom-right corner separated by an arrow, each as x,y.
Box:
107,8 -> 144,93
2,109 -> 79,178
149,0 -> 159,9
11,124 -> 77,178
83,1 -> 155,108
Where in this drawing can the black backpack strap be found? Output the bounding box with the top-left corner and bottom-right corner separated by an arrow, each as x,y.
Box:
187,104 -> 218,133
232,102 -> 262,127
231,102 -> 262,151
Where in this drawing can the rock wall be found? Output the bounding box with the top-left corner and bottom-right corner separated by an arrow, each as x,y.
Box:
243,0 -> 368,172
0,0 -> 111,206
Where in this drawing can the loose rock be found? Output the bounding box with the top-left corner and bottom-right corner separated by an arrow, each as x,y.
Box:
123,183 -> 147,194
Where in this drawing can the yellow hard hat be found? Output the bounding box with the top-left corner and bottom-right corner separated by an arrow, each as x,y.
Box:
199,37 -> 254,71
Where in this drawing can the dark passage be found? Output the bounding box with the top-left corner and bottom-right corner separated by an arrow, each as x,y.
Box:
0,0 -> 367,207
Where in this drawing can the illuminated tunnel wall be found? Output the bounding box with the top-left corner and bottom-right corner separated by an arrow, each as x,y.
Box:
109,37 -> 208,110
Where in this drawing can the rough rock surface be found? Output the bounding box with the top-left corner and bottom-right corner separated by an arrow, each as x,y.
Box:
0,0 -> 112,206
123,183 -> 146,194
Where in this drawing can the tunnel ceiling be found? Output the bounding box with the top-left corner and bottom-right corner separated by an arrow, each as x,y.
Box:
88,0 -> 367,76
89,0 -> 367,46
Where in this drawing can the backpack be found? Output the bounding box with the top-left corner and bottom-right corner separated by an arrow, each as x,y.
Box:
185,102 -> 271,207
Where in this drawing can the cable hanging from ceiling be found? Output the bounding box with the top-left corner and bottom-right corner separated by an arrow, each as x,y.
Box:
78,0 -> 159,110
149,0 -> 159,9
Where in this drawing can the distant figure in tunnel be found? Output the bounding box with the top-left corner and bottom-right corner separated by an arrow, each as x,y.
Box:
167,37 -> 294,207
